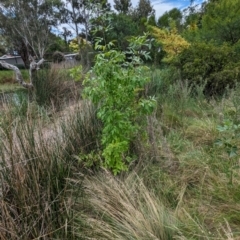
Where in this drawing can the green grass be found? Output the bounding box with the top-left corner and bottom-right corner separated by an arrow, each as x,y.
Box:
0,69 -> 29,92
0,69 -> 29,82
0,83 -> 22,92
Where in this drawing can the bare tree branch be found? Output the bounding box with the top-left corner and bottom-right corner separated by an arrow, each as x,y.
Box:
0,61 -> 33,88
29,56 -> 45,84
0,58 -> 45,89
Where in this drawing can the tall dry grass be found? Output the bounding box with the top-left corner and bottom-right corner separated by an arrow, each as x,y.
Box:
0,95 -> 100,238
0,113 -> 75,239
76,171 -> 179,240
33,65 -> 80,110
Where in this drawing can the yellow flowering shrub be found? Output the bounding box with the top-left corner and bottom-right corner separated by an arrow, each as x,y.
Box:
69,37 -> 90,53
149,25 -> 190,62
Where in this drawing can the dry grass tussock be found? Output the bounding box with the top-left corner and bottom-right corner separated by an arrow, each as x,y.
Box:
78,171 -> 179,240
76,168 -> 240,240
0,114 -> 73,239
33,65 -> 81,111
0,97 -> 99,238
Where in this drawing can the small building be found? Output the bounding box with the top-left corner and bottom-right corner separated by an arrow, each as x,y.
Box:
64,53 -> 78,62
0,55 -> 25,66
61,53 -> 78,68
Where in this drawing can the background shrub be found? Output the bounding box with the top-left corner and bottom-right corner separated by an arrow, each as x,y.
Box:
174,42 -> 240,96
52,51 -> 65,63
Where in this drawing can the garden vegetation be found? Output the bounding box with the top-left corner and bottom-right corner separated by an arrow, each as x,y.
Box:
1,0 -> 240,239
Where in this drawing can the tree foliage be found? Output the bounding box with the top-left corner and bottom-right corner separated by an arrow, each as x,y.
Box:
69,37 -> 90,52
175,42 -> 240,95
149,24 -> 190,62
201,0 -> 240,44
82,34 -> 156,174
113,0 -> 132,14
182,0 -> 205,30
133,0 -> 155,20
157,8 -> 182,30
0,0 -> 63,59
46,33 -> 69,54
106,13 -> 140,50
62,0 -> 110,41
0,35 -> 7,55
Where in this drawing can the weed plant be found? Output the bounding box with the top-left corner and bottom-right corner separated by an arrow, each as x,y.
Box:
83,34 -> 156,174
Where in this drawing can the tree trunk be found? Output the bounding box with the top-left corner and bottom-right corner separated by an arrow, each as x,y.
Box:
0,57 -> 44,89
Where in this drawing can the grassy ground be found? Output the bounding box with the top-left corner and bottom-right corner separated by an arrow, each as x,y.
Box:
73,70 -> 240,239
1,67 -> 240,239
0,69 -> 29,92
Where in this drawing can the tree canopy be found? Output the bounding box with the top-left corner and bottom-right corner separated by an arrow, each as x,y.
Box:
0,0 -> 240,97
113,0 -> 132,14
0,0 -> 63,59
201,0 -> 240,44
157,8 -> 182,30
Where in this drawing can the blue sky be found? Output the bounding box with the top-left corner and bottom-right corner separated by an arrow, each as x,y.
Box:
108,0 -> 204,18
151,0 -> 204,18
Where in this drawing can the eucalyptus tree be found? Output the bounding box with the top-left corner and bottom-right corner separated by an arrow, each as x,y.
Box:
63,0 -> 110,42
113,0 -> 132,14
135,0 -> 155,20
182,0 -> 206,30
61,26 -> 72,46
157,8 -> 183,30
0,0 -> 63,59
0,34 -> 7,55
0,0 -> 63,88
